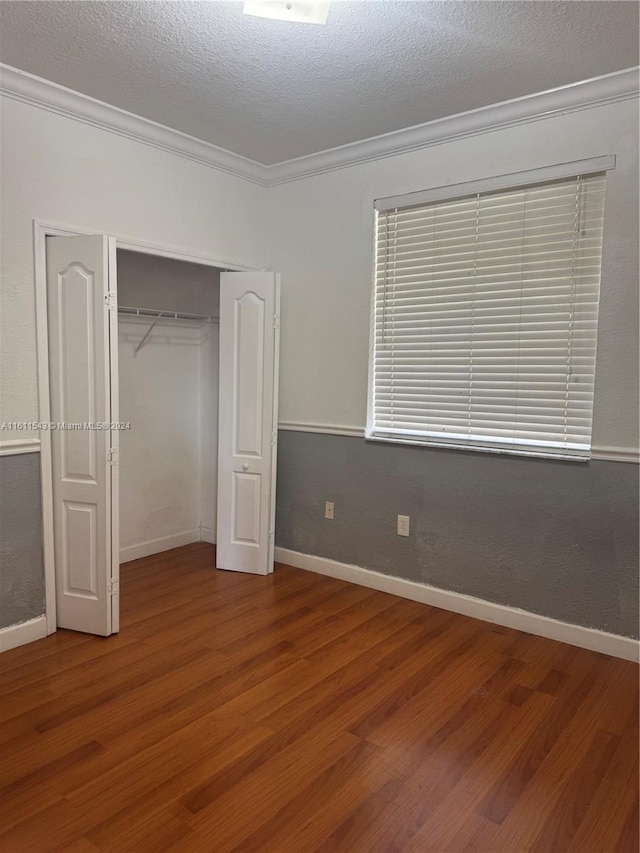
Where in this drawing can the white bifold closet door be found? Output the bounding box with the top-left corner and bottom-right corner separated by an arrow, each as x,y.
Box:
217,272 -> 280,575
46,235 -> 119,636
46,240 -> 279,638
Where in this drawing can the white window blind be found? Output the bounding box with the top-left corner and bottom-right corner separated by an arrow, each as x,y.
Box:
370,173 -> 606,459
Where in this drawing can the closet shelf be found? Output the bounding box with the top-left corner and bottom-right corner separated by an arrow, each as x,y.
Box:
118,306 -> 219,356
118,306 -> 219,323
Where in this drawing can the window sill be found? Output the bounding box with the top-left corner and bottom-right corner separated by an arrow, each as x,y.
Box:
365,431 -> 590,462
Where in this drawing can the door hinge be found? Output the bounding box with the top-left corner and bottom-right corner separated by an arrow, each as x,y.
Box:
108,579 -> 119,596
271,431 -> 277,446
105,291 -> 117,310
273,314 -> 280,330
107,448 -> 119,466
268,530 -> 275,545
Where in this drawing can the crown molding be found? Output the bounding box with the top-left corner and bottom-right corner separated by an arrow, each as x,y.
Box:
1,64 -> 638,188
0,64 -> 266,185
265,66 -> 640,185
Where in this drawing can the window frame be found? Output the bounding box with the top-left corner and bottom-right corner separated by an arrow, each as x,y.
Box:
366,156 -> 615,461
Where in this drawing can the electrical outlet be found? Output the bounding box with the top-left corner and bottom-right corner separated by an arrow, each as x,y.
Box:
397,515 -> 410,537
325,501 -> 334,520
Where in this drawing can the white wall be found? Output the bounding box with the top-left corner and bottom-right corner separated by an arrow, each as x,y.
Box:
118,317 -> 218,557
116,250 -> 221,557
117,249 -> 221,315
199,324 -> 219,540
119,319 -> 200,552
268,98 -> 639,453
3,92 -> 636,453
0,95 -> 267,437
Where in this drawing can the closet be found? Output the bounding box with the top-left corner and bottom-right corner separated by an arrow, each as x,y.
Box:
116,250 -> 221,563
43,232 -> 280,638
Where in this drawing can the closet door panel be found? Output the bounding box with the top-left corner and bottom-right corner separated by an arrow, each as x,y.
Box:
217,272 -> 280,575
233,292 -> 264,456
47,235 -> 118,635
232,472 -> 261,545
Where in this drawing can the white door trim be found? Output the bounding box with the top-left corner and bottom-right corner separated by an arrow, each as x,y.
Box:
34,218 -> 263,636
107,238 -> 120,633
34,222 -> 57,635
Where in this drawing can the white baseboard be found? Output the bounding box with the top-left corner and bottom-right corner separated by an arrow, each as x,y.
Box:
0,615 -> 47,652
199,526 -> 217,544
120,529 -> 201,563
274,547 -> 639,663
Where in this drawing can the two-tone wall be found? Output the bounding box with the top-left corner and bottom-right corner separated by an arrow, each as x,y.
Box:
0,94 -> 267,635
1,81 -> 638,650
275,433 -> 639,638
269,96 -> 640,641
0,453 -> 44,628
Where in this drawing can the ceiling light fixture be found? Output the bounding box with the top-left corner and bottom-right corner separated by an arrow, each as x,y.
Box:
242,1 -> 330,25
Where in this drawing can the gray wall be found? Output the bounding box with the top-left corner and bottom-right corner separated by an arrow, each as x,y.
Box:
0,453 -> 45,627
275,431 -> 639,638
117,250 -> 221,315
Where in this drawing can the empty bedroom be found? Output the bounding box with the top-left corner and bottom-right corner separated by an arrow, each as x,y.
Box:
0,2 -> 638,851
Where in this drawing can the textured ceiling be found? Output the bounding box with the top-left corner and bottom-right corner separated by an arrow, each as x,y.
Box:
0,1 -> 638,165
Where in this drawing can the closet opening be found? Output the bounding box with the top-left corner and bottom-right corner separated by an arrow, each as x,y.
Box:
116,250 -> 222,565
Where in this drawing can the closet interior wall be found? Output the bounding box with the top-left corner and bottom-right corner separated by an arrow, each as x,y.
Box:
116,250 -> 221,562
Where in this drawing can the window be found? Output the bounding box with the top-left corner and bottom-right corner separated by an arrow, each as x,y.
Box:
368,160 -> 611,460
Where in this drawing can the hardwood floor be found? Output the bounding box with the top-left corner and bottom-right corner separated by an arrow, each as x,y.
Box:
1,543 -> 637,852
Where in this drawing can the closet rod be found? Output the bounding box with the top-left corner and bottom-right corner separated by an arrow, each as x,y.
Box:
118,305 -> 219,323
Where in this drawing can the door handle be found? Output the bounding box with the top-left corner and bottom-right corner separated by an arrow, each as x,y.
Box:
242,463 -> 249,471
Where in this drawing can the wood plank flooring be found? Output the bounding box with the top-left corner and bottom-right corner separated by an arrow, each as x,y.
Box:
1,542 -> 637,852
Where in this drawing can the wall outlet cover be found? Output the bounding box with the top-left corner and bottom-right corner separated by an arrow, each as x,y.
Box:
397,514 -> 410,537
